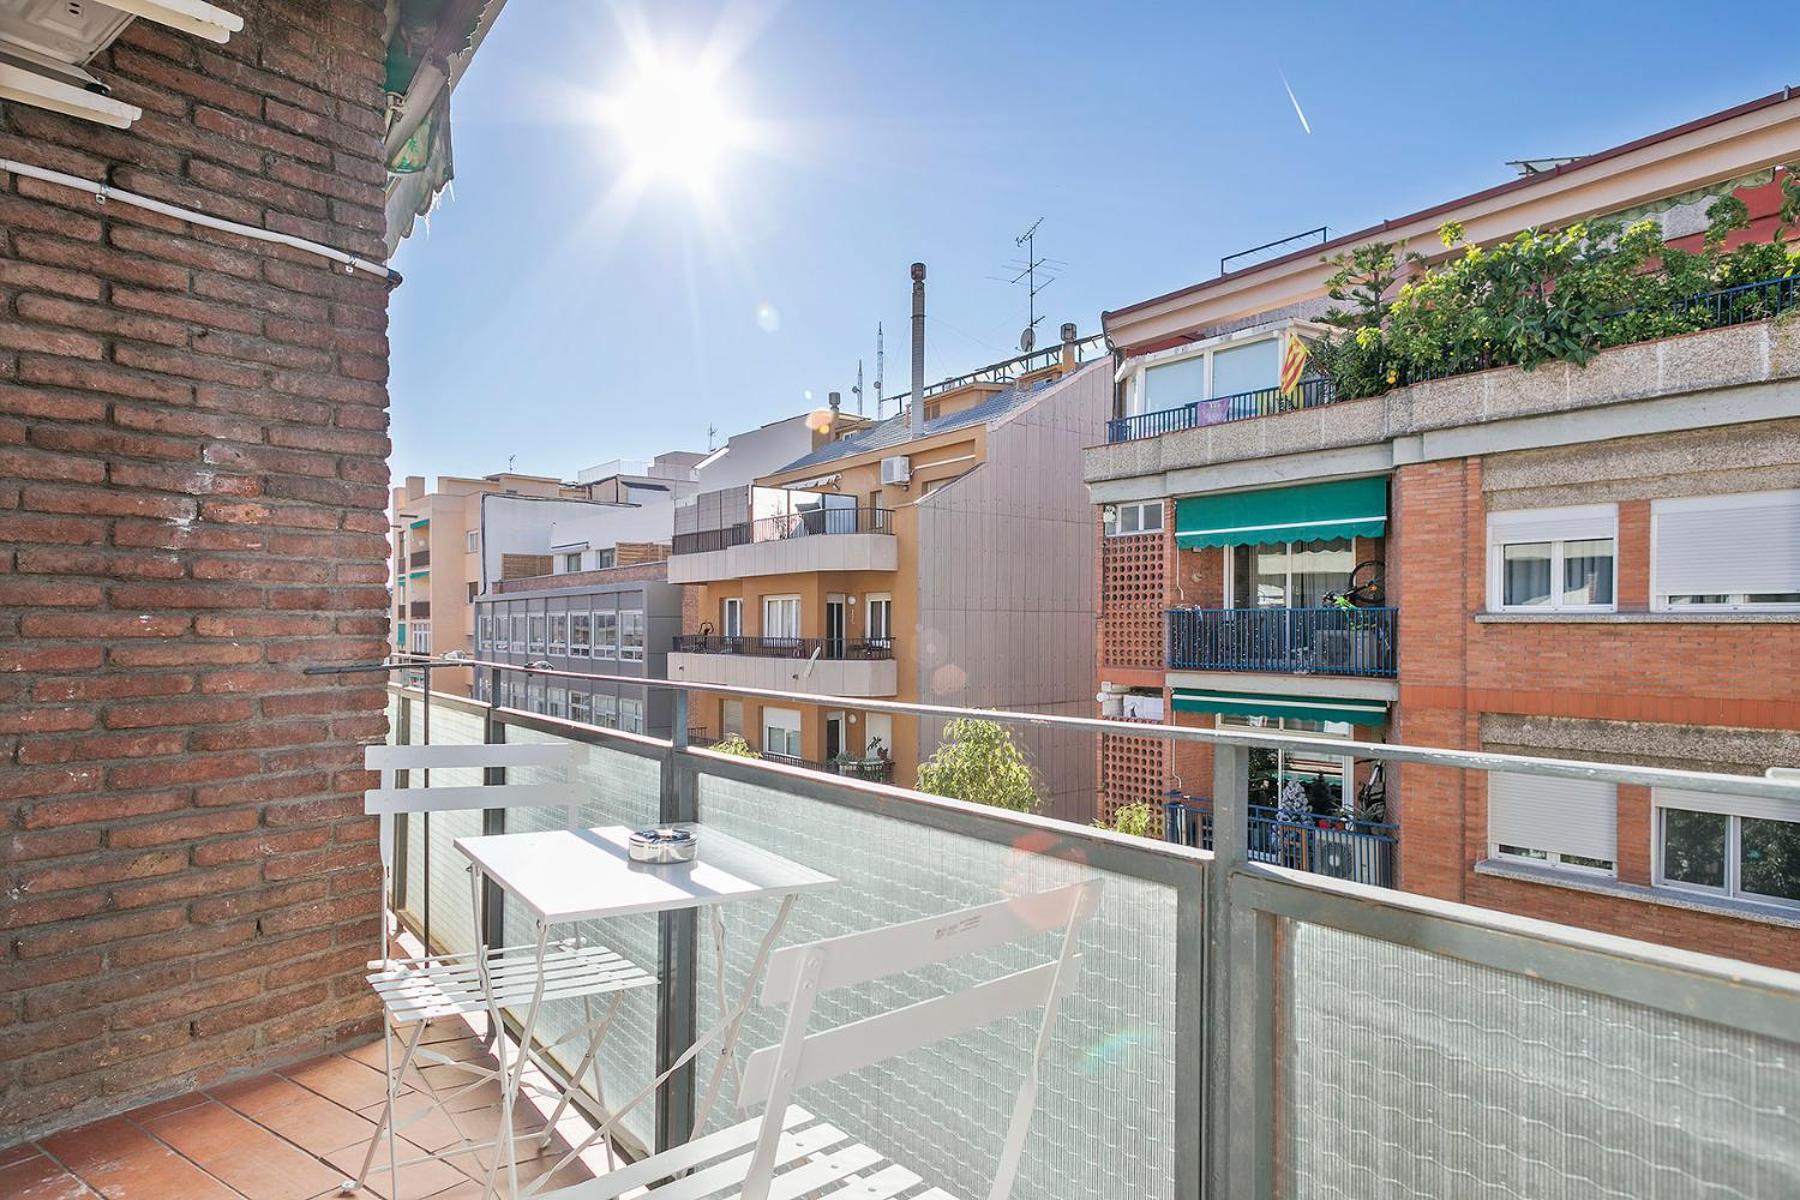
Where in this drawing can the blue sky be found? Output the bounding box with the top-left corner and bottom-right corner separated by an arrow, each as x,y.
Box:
387,1 -> 1795,484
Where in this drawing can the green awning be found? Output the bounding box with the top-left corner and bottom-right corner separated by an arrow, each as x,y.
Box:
1172,688 -> 1388,726
1175,477 -> 1387,548
409,518 -> 431,529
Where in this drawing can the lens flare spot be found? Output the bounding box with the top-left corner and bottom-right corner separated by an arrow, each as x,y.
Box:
756,302 -> 780,333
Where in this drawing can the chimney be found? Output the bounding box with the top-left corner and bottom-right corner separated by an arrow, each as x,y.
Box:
1060,322 -> 1079,372
910,262 -> 926,441
828,390 -> 841,417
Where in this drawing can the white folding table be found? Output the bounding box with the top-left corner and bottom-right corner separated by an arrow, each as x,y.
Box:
454,823 -> 838,1198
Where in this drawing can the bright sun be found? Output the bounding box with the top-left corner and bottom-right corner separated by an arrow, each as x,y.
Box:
603,53 -> 746,194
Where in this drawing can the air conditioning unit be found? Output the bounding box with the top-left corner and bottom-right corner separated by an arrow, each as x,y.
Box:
0,0 -> 243,130
1315,840 -> 1357,881
880,456 -> 912,485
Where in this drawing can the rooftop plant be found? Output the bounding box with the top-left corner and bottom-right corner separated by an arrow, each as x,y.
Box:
1308,169 -> 1800,400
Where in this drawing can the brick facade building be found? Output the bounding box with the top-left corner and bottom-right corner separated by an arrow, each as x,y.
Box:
1085,92 -> 1800,970
0,0 -> 401,1138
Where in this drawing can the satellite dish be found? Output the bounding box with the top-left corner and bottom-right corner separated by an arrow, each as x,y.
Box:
1018,326 -> 1036,353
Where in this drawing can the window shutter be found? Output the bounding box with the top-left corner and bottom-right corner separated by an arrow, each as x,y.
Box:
1652,785 -> 1800,823
1488,504 -> 1616,544
1488,772 -> 1617,862
1654,491 -> 1800,597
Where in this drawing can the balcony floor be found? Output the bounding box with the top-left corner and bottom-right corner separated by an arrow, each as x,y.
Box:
3,1012 -> 607,1200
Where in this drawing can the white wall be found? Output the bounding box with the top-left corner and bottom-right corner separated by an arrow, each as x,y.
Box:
479,494 -> 637,590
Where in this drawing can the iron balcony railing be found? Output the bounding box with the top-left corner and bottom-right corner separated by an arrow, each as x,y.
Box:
672,507 -> 894,556
765,751 -> 897,784
1167,606 -> 1397,678
1164,794 -> 1397,889
409,548 -> 430,568
671,634 -> 895,660
1106,377 -> 1335,444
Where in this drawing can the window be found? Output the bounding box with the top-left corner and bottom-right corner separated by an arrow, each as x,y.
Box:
1488,505 -> 1616,612
1487,773 -> 1617,874
466,529 -> 479,553
477,614 -> 490,649
528,612 -> 546,653
595,548 -> 616,569
1109,501 -> 1163,536
561,552 -> 583,573
595,694 -> 619,727
1652,490 -> 1800,612
411,621 -> 431,656
1130,334 -> 1281,415
763,595 -> 800,642
467,582 -> 478,602
1654,786 -> 1800,908
1217,715 -> 1354,811
619,697 -> 645,734
620,610 -> 645,661
550,613 -> 567,656
1228,540 -> 1354,608
762,707 -> 802,758
570,691 -> 591,723
721,597 -> 743,638
721,700 -> 744,737
594,611 -> 618,659
546,687 -> 566,719
509,610 -> 525,651
570,612 -> 591,658
866,594 -> 892,645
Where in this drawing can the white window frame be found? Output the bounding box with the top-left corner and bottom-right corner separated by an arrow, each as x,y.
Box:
569,612 -> 591,658
594,610 -> 618,660
1109,501 -> 1164,537
595,693 -> 619,727
546,687 -> 566,719
528,612 -> 546,653
866,593 -> 892,643
466,529 -> 479,553
550,613 -> 568,656
595,547 -> 616,569
412,621 -> 431,656
619,696 -> 645,734
1486,504 -> 1618,614
1652,785 -> 1800,909
763,595 -> 800,642
1223,540 -> 1357,609
1651,490 -> 1800,613
721,597 -> 743,638
570,691 -> 591,724
509,611 -> 525,652
762,706 -> 802,758
620,609 -> 646,661
561,551 -> 583,573
1123,329 -> 1286,417
722,699 -> 744,737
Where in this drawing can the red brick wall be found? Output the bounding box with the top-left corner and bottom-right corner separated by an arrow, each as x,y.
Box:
0,1 -> 391,1138
494,560 -> 671,593
1391,457 -> 1800,969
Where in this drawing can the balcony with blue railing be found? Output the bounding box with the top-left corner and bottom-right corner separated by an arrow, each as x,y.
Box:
1105,377 -> 1336,444
1167,605 -> 1397,678
1164,793 -> 1397,888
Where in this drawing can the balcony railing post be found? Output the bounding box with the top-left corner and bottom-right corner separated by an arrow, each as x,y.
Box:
479,668 -> 506,955
656,688 -> 699,1150
1208,742 -> 1274,1199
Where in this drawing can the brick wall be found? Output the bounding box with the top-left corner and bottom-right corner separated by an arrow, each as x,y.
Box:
494,560 -> 671,593
0,0 -> 391,1138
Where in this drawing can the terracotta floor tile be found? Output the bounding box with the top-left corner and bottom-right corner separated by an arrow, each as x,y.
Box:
145,1101 -> 340,1200
124,1092 -> 213,1123
0,1153 -> 100,1200
279,1055 -> 407,1113
38,1119 -> 238,1200
320,1137 -> 468,1200
210,1075 -> 377,1158
3,1142 -> 47,1168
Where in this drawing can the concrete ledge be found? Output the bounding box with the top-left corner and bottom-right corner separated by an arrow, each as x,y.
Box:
1164,669 -> 1398,702
1474,857 -> 1800,929
1475,611 -> 1800,625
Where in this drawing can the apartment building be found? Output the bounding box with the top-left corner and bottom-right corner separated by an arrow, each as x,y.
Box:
389,471 -> 584,695
1084,88 -> 1800,968
466,412 -> 867,732
673,328 -> 1113,819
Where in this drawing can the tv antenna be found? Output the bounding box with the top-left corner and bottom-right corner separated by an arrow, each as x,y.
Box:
851,359 -> 865,416
989,217 -> 1063,352
706,423 -> 717,451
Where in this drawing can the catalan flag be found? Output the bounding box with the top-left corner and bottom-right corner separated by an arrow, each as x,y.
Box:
1279,334 -> 1310,398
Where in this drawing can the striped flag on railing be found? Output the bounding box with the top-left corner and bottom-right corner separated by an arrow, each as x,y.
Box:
1280,333 -> 1310,397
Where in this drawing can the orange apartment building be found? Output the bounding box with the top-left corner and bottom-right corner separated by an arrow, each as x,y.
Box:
1085,88 -> 1800,968
673,326 -> 1112,820
389,471 -> 584,695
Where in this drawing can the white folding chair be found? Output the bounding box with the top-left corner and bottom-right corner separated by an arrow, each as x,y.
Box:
344,741 -> 654,1194
533,878 -> 1102,1200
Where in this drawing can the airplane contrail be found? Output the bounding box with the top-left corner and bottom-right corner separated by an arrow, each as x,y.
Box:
1280,71 -> 1312,134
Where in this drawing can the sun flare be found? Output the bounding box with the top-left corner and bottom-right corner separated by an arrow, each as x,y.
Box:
600,51 -> 748,195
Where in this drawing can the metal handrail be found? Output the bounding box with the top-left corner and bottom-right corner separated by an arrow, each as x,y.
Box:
1167,606 -> 1397,678
671,635 -> 895,660
1106,377 -> 1337,444
364,654 -> 1800,803
672,507 -> 894,556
